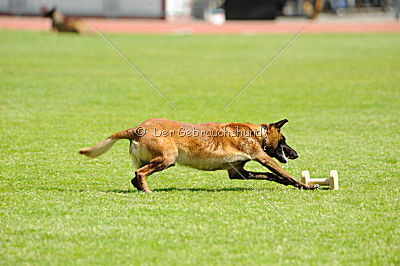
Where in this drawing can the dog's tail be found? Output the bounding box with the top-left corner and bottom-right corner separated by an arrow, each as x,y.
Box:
79,128 -> 136,158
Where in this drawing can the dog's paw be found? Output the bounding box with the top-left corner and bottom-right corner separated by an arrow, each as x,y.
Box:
131,178 -> 141,190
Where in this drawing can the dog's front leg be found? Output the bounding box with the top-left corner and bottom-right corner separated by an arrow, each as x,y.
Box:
255,153 -> 318,190
228,167 -> 293,186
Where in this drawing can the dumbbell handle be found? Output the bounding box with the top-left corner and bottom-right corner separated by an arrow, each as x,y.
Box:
306,178 -> 331,186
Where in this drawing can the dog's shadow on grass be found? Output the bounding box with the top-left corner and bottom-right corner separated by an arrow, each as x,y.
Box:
106,187 -> 258,194
154,187 -> 257,192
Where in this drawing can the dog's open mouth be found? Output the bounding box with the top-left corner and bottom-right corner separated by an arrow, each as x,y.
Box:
283,146 -> 297,160
264,143 -> 298,164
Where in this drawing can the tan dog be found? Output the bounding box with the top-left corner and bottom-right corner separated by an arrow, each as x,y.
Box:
79,118 -> 319,192
42,8 -> 87,34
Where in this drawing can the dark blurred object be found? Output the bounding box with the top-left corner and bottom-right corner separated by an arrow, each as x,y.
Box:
276,0 -> 289,15
42,7 -> 87,34
394,0 -> 400,19
223,0 -> 279,19
193,0 -> 208,19
303,0 -> 324,18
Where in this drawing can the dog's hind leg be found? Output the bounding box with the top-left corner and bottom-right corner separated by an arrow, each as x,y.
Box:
132,156 -> 176,192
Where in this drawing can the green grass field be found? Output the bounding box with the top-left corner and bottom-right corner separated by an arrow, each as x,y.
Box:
1,30 -> 399,265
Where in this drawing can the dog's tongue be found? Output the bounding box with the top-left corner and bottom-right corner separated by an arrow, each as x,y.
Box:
282,148 -> 288,162
282,147 -> 290,168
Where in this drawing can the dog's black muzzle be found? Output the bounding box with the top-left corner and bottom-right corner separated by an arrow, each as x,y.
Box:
273,143 -> 298,163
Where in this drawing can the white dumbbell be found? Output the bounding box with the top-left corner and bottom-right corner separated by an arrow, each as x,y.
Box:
301,170 -> 339,190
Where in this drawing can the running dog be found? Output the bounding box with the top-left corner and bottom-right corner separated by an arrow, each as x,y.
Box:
79,118 -> 319,192
42,7 -> 87,34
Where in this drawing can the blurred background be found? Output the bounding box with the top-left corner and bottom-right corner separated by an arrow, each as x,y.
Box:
0,0 -> 398,22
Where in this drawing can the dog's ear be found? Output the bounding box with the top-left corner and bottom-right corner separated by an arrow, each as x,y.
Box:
270,119 -> 288,129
